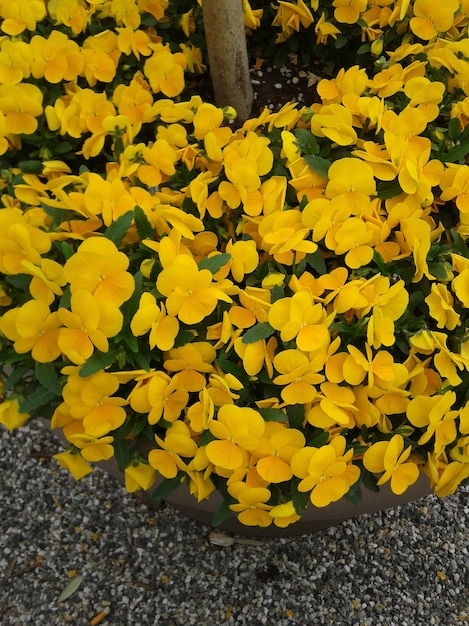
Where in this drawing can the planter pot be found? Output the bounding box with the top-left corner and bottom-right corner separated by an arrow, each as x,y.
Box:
95,447 -> 431,538
43,420 -> 432,537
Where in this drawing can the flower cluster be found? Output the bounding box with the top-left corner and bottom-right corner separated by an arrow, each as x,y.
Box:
1,0 -> 469,529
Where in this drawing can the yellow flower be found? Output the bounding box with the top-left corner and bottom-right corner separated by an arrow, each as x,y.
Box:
57,290 -> 123,364
363,434 -> 420,495
343,344 -> 396,389
131,293 -> 179,351
252,423 -> 306,483
148,421 -> 197,478
62,371 -> 127,439
156,254 -> 232,325
67,433 -> 115,462
291,436 -> 360,507
0,83 -> 43,135
64,237 -> 135,307
164,342 -> 216,392
409,0 -> 459,40
0,398 -> 29,430
272,0 -> 314,38
53,450 -> 92,480
124,462 -> 156,493
229,485 -> 273,527
273,349 -> 324,405
406,391 -> 459,454
269,501 -> 302,528
0,0 -> 47,35
234,335 -> 277,378
268,291 -> 331,352
222,239 -> 259,283
306,382 -> 357,429
129,371 -> 189,425
143,43 -> 186,97
311,104 -> 357,146
258,208 -> 317,265
0,300 -> 62,363
425,283 -> 460,330
440,165 -> 469,215
424,453 -> 469,497
326,157 -> 376,198
206,405 -> 265,471
332,0 -> 367,24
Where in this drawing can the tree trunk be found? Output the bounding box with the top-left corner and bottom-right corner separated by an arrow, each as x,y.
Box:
202,0 -> 253,122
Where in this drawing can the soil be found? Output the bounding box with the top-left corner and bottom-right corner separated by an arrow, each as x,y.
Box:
189,53 -> 326,120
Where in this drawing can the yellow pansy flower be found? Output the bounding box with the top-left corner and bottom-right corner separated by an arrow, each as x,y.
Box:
131,293 -> 179,351
148,421 -> 197,478
273,349 -> 324,405
409,0 -> 459,40
363,434 -> 419,495
67,433 -> 115,462
252,422 -> 306,483
229,485 -> 273,527
129,370 -> 189,425
406,391 -> 459,454
164,342 -> 216,392
425,283 -> 460,330
291,436 -> 360,507
124,462 -> 156,493
157,254 -> 232,325
206,405 -> 265,471
53,450 -> 92,480
0,398 -> 29,430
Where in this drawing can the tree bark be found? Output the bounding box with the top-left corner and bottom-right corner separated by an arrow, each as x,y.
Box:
202,0 -> 253,122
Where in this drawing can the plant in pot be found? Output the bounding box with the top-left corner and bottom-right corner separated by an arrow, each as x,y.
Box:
1,0 -> 469,536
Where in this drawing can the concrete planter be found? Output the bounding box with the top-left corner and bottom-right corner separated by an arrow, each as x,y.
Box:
96,450 -> 431,538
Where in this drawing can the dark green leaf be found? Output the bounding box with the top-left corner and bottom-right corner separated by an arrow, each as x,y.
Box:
448,118 -> 461,143
286,404 -> 304,429
344,480 -> 363,505
103,211 -> 134,246
2,362 -> 31,393
18,160 -> 43,174
270,284 -> 285,303
35,363 -> 62,396
360,466 -> 380,493
444,143 -> 469,163
241,322 -> 275,344
113,439 -> 132,472
303,154 -> 331,179
78,349 -> 118,377
61,241 -> 75,261
150,473 -> 185,501
305,250 -> 327,275
291,478 -> 309,515
19,387 -> 56,414
211,495 -> 237,527
198,253 -> 231,274
377,179 -> 402,199
293,128 -> 319,155
258,408 -> 288,422
198,429 -> 218,446
134,206 -> 154,239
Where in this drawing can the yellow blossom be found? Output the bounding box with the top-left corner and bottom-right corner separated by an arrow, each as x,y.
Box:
131,293 -> 179,351
273,349 -> 324,405
53,450 -> 92,480
363,434 -> 419,495
0,398 -> 29,430
148,421 -> 197,478
252,422 -> 306,483
125,462 -> 156,493
206,405 -> 265,471
425,283 -> 460,330
291,436 -> 360,507
229,485 -> 273,526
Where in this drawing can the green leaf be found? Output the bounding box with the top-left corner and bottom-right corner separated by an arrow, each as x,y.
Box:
19,387 -> 56,414
344,480 -> 363,505
303,154 -> 331,179
18,160 -> 43,174
305,250 -> 327,275
78,349 -> 118,378
35,363 -> 62,396
360,466 -> 380,493
212,495 -> 237,527
241,322 -> 275,344
151,473 -> 185,501
198,429 -> 218,446
377,179 -> 402,199
448,117 -> 461,143
286,404 -> 304,429
291,478 -> 309,515
103,211 -> 134,246
2,362 -> 31,393
444,143 -> 469,163
198,253 -> 231,274
134,206 -> 154,239
113,439 -> 132,472
293,128 -> 319,155
258,408 -> 288,422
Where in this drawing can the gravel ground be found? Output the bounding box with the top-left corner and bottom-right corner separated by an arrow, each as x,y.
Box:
1,420 -> 468,626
